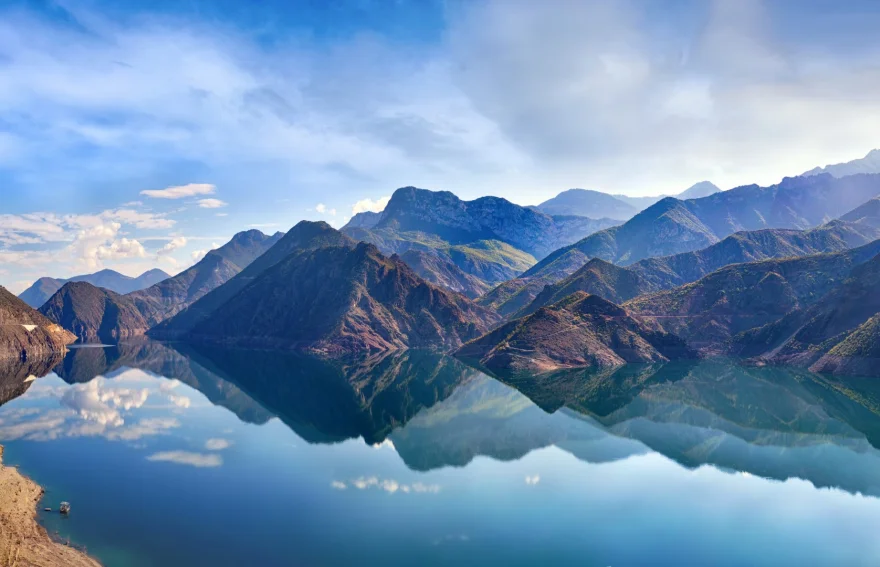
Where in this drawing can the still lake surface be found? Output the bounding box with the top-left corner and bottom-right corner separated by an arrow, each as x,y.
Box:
2,341 -> 880,566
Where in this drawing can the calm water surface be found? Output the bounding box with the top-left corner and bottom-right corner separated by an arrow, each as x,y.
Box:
2,341 -> 880,566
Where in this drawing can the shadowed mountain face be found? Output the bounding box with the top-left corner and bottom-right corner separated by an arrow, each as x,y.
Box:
40,282 -> 150,342
152,221 -> 355,338
18,268 -> 169,309
178,242 -> 500,354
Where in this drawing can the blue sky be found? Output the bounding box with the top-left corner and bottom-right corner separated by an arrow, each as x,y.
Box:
2,0 -> 880,292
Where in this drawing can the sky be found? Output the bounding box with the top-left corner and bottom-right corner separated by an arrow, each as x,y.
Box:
2,0 -> 880,293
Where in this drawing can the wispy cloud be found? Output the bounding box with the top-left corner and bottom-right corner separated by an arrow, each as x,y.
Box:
146,451 -> 223,468
205,438 -> 232,451
141,183 -> 216,200
197,198 -> 228,209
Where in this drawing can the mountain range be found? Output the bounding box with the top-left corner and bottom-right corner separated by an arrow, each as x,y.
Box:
480,215 -> 880,318
164,242 -> 500,353
18,268 -> 169,309
342,186 -> 619,293
38,229 -> 282,341
18,154 -> 880,375
803,149 -> 880,178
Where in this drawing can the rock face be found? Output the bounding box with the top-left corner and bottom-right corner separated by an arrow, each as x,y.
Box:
627,240 -> 880,352
731,252 -> 880,370
342,186 -> 618,295
129,229 -> 283,326
516,258 -> 655,318
528,174 -> 880,272
457,292 -> 694,373
39,282 -> 150,342
483,219 -> 880,318
399,250 -> 491,299
0,286 -> 75,361
18,268 -> 170,308
534,189 -> 639,221
181,242 -> 501,354
152,221 -> 354,337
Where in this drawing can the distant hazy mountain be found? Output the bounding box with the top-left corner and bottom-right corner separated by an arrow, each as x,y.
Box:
18,268 -> 170,308
803,149 -> 880,178
342,186 -> 619,295
626,239 -> 880,351
534,189 -> 639,221
179,242 -> 501,354
535,182 -> 721,222
481,216 -> 880,318
611,181 -> 721,211
130,229 -> 283,327
528,174 -> 880,275
40,282 -> 150,342
0,286 -> 75,361
457,292 -> 694,373
152,221 -> 353,337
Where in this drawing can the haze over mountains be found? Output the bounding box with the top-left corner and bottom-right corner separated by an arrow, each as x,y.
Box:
535,181 -> 721,220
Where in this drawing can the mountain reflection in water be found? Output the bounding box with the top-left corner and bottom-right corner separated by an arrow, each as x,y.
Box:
3,342 -> 880,565
3,342 -> 880,496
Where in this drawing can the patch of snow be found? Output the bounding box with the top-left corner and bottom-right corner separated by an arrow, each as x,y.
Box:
21,325 -> 37,332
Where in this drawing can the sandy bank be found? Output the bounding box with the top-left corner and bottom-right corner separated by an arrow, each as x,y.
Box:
0,446 -> 100,567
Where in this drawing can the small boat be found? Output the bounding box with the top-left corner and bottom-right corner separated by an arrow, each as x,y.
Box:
59,502 -> 70,515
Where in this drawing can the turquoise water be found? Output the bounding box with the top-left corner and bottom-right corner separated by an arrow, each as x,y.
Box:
2,342 -> 880,565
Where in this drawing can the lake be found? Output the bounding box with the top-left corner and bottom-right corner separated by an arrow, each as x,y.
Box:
2,341 -> 880,566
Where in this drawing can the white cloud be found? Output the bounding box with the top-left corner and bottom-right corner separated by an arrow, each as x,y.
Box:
331,481 -> 347,490
168,394 -> 191,408
141,183 -> 216,199
146,451 -> 223,468
525,475 -> 541,485
348,476 -> 440,494
60,378 -> 149,427
315,203 -> 337,216
196,198 -> 227,209
156,236 -> 187,256
205,438 -> 232,451
352,196 -> 390,215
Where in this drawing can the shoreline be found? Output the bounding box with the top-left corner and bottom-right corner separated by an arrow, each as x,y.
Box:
0,446 -> 101,567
